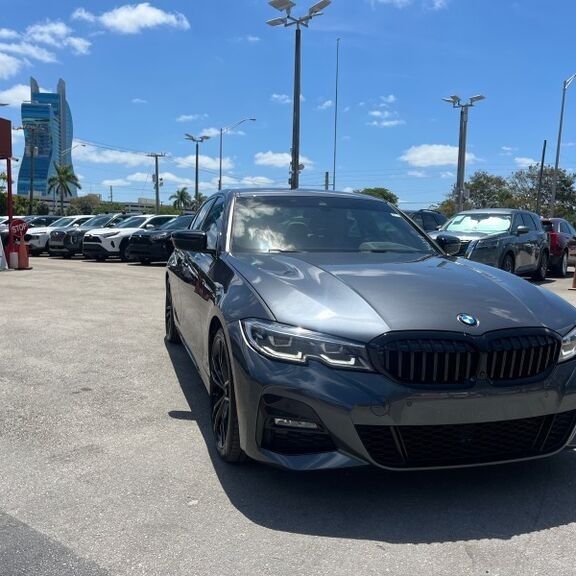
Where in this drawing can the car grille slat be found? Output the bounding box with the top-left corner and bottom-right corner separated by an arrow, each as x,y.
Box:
372,330 -> 560,386
356,410 -> 576,468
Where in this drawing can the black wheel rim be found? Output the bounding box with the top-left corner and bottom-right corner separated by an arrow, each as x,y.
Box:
210,336 -> 231,450
541,254 -> 548,277
504,257 -> 513,273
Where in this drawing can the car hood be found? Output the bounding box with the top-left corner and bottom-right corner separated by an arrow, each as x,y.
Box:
86,227 -> 140,237
229,252 -> 576,342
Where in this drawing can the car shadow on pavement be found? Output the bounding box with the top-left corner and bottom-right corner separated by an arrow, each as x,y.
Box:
165,340 -> 576,545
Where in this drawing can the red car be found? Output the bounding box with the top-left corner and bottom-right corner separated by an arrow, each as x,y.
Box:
541,217 -> 576,276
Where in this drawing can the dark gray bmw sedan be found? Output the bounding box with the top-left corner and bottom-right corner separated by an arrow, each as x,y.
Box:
166,189 -> 576,471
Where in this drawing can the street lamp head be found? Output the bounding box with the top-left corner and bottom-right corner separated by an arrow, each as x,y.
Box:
469,94 -> 486,104
267,16 -> 288,26
442,95 -> 460,105
309,0 -> 331,15
269,0 -> 296,11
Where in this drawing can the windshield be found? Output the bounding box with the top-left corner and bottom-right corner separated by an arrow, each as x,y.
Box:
444,213 -> 511,234
231,195 -> 437,255
49,217 -> 76,228
160,215 -> 194,230
116,216 -> 147,229
82,215 -> 112,228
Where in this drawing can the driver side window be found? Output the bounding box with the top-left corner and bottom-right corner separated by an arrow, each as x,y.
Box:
201,197 -> 225,251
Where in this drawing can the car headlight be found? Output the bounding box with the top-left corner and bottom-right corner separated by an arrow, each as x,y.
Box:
241,319 -> 373,371
560,326 -> 576,363
151,232 -> 170,241
101,231 -> 119,238
476,239 -> 499,249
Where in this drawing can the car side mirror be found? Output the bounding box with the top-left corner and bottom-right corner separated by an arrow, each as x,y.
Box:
435,233 -> 461,256
107,223 -> 116,228
145,224 -> 155,230
172,230 -> 210,252
516,225 -> 529,235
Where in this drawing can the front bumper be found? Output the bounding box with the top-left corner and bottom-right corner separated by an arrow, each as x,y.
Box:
226,322 -> 576,471
127,241 -> 171,261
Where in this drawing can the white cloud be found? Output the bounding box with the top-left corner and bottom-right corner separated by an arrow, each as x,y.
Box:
132,98 -> 147,104
271,93 -> 292,105
254,151 -> 314,169
343,187 -> 354,193
368,119 -> 406,127
200,127 -> 221,139
176,113 -> 207,122
500,145 -> 517,156
0,84 -> 30,106
64,36 -> 91,54
74,3 -> 190,35
74,144 -> 152,167
380,94 -> 397,105
0,41 -> 57,62
317,99 -> 333,111
400,144 -> 478,167
514,157 -> 537,168
173,154 -> 233,171
440,171 -> 454,179
0,28 -> 19,40
240,176 -> 274,187
26,21 -> 72,46
0,53 -> 24,80
235,35 -> 261,43
102,178 -> 130,187
425,0 -> 448,8
369,110 -> 392,118
407,170 -> 427,178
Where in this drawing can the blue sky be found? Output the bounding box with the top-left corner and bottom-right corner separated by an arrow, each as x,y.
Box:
1,0 -> 576,208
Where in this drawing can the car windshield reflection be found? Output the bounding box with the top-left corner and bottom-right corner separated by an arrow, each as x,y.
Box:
231,195 -> 437,255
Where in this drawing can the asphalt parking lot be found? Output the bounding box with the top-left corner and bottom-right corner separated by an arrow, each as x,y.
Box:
2,257 -> 576,576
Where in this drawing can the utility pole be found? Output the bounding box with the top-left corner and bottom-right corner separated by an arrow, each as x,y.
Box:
324,171 -> 329,190
332,37 -> 340,191
536,139 -> 547,215
147,153 -> 165,213
109,185 -> 113,203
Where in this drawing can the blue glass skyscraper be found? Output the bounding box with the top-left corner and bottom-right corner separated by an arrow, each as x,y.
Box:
17,78 -> 77,204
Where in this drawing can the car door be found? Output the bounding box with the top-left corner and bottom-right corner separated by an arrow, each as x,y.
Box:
510,213 -> 529,271
168,199 -> 216,343
179,196 -> 226,372
561,221 -> 576,263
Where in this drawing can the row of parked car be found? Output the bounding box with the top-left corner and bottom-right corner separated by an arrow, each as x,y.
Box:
2,205 -> 575,278
0,212 -> 194,264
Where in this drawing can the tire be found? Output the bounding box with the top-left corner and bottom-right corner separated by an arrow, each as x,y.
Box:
139,258 -> 151,265
501,253 -> 515,274
164,284 -> 181,344
63,254 -> 72,260
95,255 -> 107,262
119,241 -> 129,262
210,329 -> 245,463
532,251 -> 549,281
552,251 -> 568,278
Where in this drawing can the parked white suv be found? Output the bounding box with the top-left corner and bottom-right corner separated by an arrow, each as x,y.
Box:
82,214 -> 176,261
25,215 -> 93,255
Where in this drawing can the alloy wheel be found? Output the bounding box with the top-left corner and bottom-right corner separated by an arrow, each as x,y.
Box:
210,335 -> 231,451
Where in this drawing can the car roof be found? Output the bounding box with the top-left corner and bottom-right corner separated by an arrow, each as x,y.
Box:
228,187 -> 380,201
457,208 -> 529,215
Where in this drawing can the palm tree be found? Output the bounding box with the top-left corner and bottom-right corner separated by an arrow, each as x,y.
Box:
169,187 -> 192,214
47,163 -> 81,215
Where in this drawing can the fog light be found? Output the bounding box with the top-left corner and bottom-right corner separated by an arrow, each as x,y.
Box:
273,418 -> 319,429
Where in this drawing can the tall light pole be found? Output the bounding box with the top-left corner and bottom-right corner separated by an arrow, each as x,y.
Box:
550,73 -> 576,217
185,134 -> 210,205
443,94 -> 485,212
217,118 -> 256,191
267,0 -> 331,189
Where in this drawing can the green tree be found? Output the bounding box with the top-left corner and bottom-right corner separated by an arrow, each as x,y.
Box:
0,172 -> 6,194
465,171 -> 514,209
169,187 -> 192,214
507,165 -> 576,219
36,202 -> 50,215
67,194 -> 100,215
93,201 -> 126,214
190,192 -> 206,211
47,164 -> 82,215
355,187 -> 398,204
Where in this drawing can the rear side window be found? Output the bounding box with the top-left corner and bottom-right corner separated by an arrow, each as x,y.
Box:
560,221 -> 572,234
520,213 -> 537,231
422,213 -> 437,231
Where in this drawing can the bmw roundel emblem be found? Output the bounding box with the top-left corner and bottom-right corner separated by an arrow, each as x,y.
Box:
457,313 -> 479,327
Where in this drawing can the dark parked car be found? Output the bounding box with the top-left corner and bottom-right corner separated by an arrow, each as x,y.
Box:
49,213 -> 137,258
127,214 -> 195,264
430,208 -> 549,280
165,189 -> 576,471
404,209 -> 447,231
541,217 -> 576,277
0,215 -> 61,247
